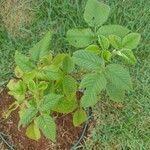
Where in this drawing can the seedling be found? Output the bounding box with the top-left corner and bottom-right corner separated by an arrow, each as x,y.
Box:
5,0 -> 140,142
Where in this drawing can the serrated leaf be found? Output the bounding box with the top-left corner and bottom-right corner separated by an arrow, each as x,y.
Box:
85,44 -> 100,54
30,31 -> 52,62
26,122 -> 41,141
8,91 -> 25,103
62,55 -> 74,73
36,114 -> 56,142
81,91 -> 97,108
27,80 -> 37,92
102,50 -> 112,61
109,35 -> 122,49
63,75 -> 77,96
23,70 -> 37,82
73,50 -> 103,70
52,97 -> 77,113
80,73 -> 107,91
80,73 -> 107,108
98,35 -> 110,50
7,79 -> 26,103
38,81 -> 48,91
15,66 -> 23,78
19,106 -> 38,127
122,33 -> 141,49
106,83 -> 125,102
67,28 -> 94,48
39,93 -> 63,112
118,49 -> 137,65
7,79 -> 25,93
37,66 -> 62,81
27,99 -> 37,108
15,51 -> 36,72
97,25 -> 130,38
52,54 -> 66,68
84,0 -> 110,27
38,54 -> 53,67
73,109 -> 87,127
105,64 -> 132,90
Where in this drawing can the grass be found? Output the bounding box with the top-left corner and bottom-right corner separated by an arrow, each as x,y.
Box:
0,0 -> 35,36
0,0 -> 150,149
83,58 -> 150,150
82,0 -> 150,149
0,0 -> 87,86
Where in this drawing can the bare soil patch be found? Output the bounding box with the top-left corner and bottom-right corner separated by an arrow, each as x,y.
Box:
0,90 -> 88,150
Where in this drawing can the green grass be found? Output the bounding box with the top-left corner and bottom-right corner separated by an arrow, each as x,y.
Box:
0,0 -> 150,149
0,0 -> 87,86
83,58 -> 150,150
82,0 -> 150,149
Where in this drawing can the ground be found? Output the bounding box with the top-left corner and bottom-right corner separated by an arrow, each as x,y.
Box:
0,0 -> 150,149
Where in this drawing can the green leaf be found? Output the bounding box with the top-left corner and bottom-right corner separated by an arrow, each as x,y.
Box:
80,73 -> 107,108
105,64 -> 132,90
52,97 -> 77,113
26,122 -> 41,141
85,44 -> 100,54
19,106 -> 38,127
27,80 -> 37,92
8,91 -> 25,103
97,25 -> 130,38
122,33 -> 141,49
102,50 -> 112,61
27,99 -> 37,108
73,109 -> 87,127
63,75 -> 77,96
106,83 -> 125,102
52,54 -> 66,68
84,0 -> 110,27
36,114 -> 56,142
40,93 -> 63,112
98,35 -> 110,50
38,81 -> 48,91
37,66 -> 62,81
109,35 -> 122,49
117,49 -> 137,65
62,55 -> 74,73
81,91 -> 97,108
67,28 -> 94,48
7,79 -> 25,93
15,51 -> 36,72
15,66 -> 23,78
73,50 -> 103,70
7,79 -> 26,103
22,70 -> 37,82
37,54 -> 53,67
80,73 -> 107,91
30,31 -> 52,62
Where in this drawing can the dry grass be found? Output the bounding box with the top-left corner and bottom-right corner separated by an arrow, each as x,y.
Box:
0,0 -> 35,36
